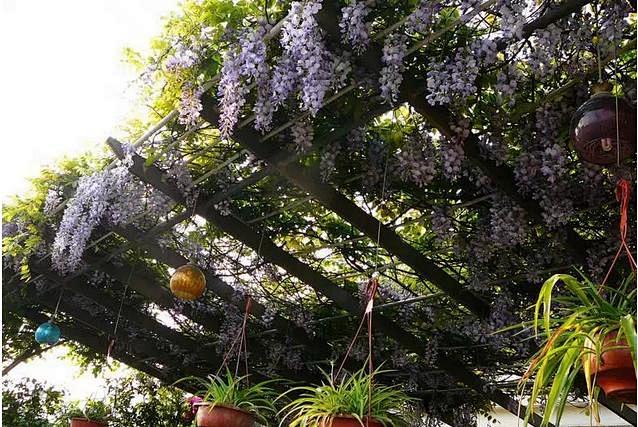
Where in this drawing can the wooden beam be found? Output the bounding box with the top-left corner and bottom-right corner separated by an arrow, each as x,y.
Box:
9,305 -> 177,382
108,138 -> 546,427
86,254 -> 221,332
201,100 -> 490,318
29,260 -> 200,353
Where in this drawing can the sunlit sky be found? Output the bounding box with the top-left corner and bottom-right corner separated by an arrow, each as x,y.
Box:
1,0 -> 179,399
0,0 -> 178,201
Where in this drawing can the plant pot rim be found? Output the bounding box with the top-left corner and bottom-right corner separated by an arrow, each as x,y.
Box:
332,414 -> 381,420
69,418 -> 107,425
193,401 -> 254,417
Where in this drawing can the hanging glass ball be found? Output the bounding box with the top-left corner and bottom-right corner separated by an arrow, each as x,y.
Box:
34,322 -> 61,345
570,82 -> 636,166
170,264 -> 206,300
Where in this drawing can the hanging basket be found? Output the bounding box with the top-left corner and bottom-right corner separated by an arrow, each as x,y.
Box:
69,418 -> 107,427
570,82 -> 636,166
170,264 -> 206,300
589,331 -> 637,404
34,321 -> 61,345
195,403 -> 255,427
319,415 -> 384,427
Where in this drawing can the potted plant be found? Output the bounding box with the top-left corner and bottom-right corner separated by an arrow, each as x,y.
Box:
177,369 -> 279,427
517,272 -> 637,426
67,400 -> 111,427
278,367 -> 416,427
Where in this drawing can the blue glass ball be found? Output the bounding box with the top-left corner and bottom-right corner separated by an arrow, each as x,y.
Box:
34,322 -> 61,345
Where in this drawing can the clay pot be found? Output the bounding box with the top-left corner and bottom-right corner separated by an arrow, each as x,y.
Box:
69,418 -> 107,427
570,83 -> 636,166
319,415 -> 384,427
590,332 -> 636,403
195,403 -> 255,427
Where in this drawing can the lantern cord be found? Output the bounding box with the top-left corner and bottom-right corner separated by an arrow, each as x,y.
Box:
215,295 -> 252,379
108,265 -> 134,359
51,287 -> 65,321
601,178 -> 636,288
334,150 -> 388,426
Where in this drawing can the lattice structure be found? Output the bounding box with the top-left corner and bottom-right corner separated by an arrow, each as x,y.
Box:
3,1 -> 637,426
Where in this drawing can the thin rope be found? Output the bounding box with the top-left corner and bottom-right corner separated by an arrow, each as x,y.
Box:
51,287 -> 65,321
108,265 -> 134,360
113,266 -> 134,337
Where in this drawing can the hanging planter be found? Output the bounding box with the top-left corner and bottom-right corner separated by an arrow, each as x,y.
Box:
570,82 -> 636,165
170,264 -> 206,300
67,401 -> 110,427
279,368 -> 416,427
195,402 -> 255,427
69,418 -> 107,427
175,369 -> 278,427
516,273 -> 637,426
589,331 -> 637,404
319,415 -> 384,427
34,321 -> 61,345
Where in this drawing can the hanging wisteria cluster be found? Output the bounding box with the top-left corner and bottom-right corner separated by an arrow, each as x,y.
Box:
50,146 -> 174,274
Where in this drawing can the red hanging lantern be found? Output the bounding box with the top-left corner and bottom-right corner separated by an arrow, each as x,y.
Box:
570,82 -> 636,165
170,264 -> 206,300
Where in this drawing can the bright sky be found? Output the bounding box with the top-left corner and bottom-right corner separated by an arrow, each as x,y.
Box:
1,0 -> 179,399
0,0 -> 178,202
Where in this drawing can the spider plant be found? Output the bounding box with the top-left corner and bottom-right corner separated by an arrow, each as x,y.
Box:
278,367 -> 416,427
176,369 -> 279,424
517,272 -> 636,427
66,399 -> 111,423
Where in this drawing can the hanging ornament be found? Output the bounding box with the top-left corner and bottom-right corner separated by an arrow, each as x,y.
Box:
170,264 -> 206,300
570,82 -> 636,166
34,321 -> 61,345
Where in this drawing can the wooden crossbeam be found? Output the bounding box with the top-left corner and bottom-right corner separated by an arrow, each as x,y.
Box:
86,255 -> 222,332
108,138 -> 548,427
200,99 -> 490,318
8,302 -> 184,382
110,221 -> 336,364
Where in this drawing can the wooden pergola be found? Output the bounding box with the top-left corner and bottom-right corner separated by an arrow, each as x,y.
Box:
3,0 -> 637,426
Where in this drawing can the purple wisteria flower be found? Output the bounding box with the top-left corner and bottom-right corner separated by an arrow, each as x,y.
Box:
394,135 -> 437,187
178,84 -> 203,127
290,120 -> 314,154
165,42 -> 199,72
406,0 -> 440,34
218,24 -> 270,138
43,188 -> 63,216
379,33 -> 407,104
489,196 -> 527,248
320,141 -> 341,181
339,0 -> 370,54
279,1 -> 334,115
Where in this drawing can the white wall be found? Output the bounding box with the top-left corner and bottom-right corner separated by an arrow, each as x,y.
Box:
478,404 -> 636,427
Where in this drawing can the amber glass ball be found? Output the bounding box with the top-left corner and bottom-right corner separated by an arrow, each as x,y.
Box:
570,89 -> 636,165
170,264 -> 206,300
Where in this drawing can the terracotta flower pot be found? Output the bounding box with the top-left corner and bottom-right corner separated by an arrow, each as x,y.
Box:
69,418 -> 107,427
590,332 -> 637,403
195,403 -> 255,427
319,415 -> 384,427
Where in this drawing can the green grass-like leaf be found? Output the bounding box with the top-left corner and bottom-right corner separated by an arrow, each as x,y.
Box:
278,367 -> 416,427
516,272 -> 637,427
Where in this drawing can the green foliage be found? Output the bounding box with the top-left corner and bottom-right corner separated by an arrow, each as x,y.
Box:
107,372 -> 186,427
64,400 -> 111,422
2,378 -> 66,427
176,369 -> 279,424
279,367 -> 416,427
516,272 -> 637,426
2,374 -> 188,427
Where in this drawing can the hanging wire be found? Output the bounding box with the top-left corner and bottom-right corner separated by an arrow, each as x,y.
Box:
50,287 -> 65,322
108,265 -> 135,360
